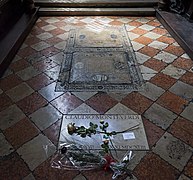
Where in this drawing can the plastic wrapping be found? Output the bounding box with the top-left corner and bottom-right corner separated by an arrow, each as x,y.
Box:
48,142 -> 134,179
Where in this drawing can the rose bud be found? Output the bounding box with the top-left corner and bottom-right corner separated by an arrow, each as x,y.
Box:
67,123 -> 76,135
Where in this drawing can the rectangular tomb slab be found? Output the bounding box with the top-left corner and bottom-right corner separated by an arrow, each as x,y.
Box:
74,28 -> 123,48
69,52 -> 131,84
59,114 -> 149,150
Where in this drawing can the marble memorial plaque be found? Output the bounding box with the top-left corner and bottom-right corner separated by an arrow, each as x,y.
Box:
59,114 -> 149,150
56,26 -> 144,92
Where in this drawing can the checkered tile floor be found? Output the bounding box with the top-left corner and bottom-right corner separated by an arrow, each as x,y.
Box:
0,16 -> 193,180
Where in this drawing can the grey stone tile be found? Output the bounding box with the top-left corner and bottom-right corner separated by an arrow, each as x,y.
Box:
73,174 -> 87,180
154,51 -> 177,63
0,133 -> 14,156
139,24 -> 155,31
136,17 -> 150,23
162,64 -> 186,79
0,104 -> 26,130
139,82 -> 165,101
135,52 -> 150,64
131,41 -> 145,51
36,32 -> 53,40
17,134 -> 56,171
72,92 -> 97,101
125,25 -> 136,31
54,41 -> 67,50
153,132 -> 193,171
181,102 -> 193,122
16,66 -> 40,81
169,81 -> 193,101
144,103 -> 177,129
178,174 -> 191,180
6,82 -> 34,102
41,25 -> 57,31
127,32 -> 140,40
125,175 -> 138,180
39,82 -> 63,102
148,41 -> 168,50
23,173 -> 36,180
144,32 -> 162,39
140,65 -> 157,81
44,65 -> 60,81
108,92 -> 128,102
29,104 -> 62,130
49,52 -> 65,65
45,17 -> 60,23
31,41 -> 51,51
106,103 -> 137,115
69,103 -> 98,114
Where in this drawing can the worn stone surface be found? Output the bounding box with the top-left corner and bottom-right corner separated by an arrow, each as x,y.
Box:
153,132 -> 193,171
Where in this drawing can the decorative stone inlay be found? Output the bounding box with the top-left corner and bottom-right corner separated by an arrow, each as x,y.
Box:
56,26 -> 144,92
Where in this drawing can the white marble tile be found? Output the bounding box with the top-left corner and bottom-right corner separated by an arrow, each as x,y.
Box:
135,52 -> 151,64
148,41 -> 168,50
106,103 -> 137,114
17,134 -> 56,171
139,24 -> 155,31
162,64 -> 186,79
0,105 -> 26,130
6,82 -> 34,102
0,133 -> 14,156
154,51 -> 177,63
72,91 -> 97,101
41,24 -> 57,31
68,103 -> 98,114
144,32 -> 162,39
29,104 -> 62,130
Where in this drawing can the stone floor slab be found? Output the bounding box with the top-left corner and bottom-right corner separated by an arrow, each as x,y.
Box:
153,132 -> 193,171
0,133 -> 14,156
144,103 -> 177,129
0,104 -> 26,130
17,134 -> 56,171
29,104 -> 62,130
181,102 -> 193,122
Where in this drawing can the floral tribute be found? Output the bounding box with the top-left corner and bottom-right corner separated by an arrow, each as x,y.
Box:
51,120 -> 138,179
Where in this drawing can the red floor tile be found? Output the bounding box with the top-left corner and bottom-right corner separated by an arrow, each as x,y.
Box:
143,118 -> 165,148
33,157 -> 79,180
51,93 -> 83,114
0,74 -> 22,92
139,46 -> 159,57
27,73 -> 54,91
143,58 -> 167,72
164,45 -> 185,57
17,92 -> 48,115
172,57 -> 193,70
180,71 -> 193,86
121,92 -> 153,114
169,117 -> 193,148
150,72 -> 177,90
4,117 -> 39,149
0,93 -> 13,112
43,119 -> 62,146
184,156 -> 193,178
134,152 -> 180,180
9,59 -> 31,72
0,153 -> 30,180
157,91 -> 188,114
85,92 -> 118,114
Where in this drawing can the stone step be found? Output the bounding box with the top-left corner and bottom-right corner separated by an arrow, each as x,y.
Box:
35,0 -> 158,8
39,7 -> 155,16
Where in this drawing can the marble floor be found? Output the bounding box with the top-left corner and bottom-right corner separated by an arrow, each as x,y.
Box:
0,16 -> 193,180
